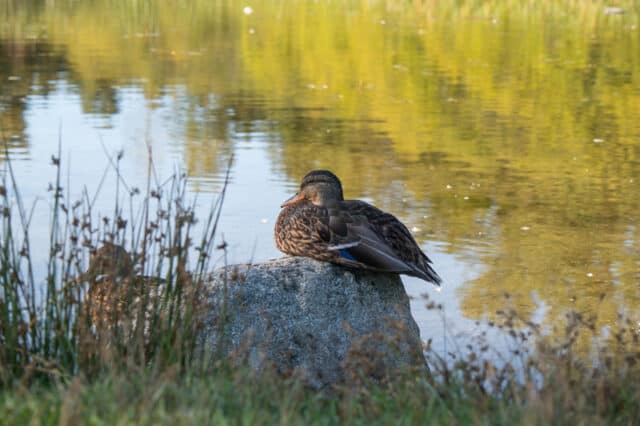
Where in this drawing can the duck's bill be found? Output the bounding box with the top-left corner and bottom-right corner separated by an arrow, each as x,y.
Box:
281,193 -> 304,207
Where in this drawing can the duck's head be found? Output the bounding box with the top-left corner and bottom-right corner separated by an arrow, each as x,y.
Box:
281,170 -> 344,207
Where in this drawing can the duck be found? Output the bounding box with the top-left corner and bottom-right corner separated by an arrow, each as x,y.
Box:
275,170 -> 441,286
82,243 -> 144,330
78,242 -> 207,363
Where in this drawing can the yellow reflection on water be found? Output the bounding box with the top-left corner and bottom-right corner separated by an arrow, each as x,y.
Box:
1,0 -> 639,348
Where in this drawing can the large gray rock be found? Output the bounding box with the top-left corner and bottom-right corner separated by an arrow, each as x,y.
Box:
199,256 -> 425,388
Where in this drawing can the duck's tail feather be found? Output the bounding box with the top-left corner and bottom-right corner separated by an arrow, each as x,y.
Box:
410,263 -> 442,287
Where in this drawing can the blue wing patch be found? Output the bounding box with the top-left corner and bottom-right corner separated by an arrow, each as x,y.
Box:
339,248 -> 356,261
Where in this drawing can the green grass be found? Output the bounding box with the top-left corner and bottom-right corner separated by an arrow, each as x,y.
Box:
0,364 -> 639,425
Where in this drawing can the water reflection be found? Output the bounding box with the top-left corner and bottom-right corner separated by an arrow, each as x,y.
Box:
1,1 -> 640,353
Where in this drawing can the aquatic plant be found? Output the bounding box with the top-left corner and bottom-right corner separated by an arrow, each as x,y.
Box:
0,144 -> 230,384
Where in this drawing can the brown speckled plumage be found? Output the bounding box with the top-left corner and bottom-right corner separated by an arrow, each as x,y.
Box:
79,243 -> 204,359
275,200 -> 336,263
275,170 -> 441,286
84,245 -> 135,325
81,243 -> 164,341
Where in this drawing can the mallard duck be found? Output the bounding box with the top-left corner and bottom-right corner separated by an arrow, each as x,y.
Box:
275,170 -> 441,286
82,243 -> 142,330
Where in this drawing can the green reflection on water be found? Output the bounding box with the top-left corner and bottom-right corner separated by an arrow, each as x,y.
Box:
1,0 -> 639,349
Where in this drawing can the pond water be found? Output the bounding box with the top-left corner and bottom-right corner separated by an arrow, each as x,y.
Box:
1,1 -> 639,355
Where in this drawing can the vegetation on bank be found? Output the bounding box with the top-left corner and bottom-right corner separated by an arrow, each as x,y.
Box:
3,360 -> 637,426
1,148 -> 228,383
1,336 -> 639,425
0,152 -> 639,425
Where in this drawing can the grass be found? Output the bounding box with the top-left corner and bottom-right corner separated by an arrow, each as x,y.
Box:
0,358 -> 638,425
0,143 -> 229,384
1,146 -> 640,425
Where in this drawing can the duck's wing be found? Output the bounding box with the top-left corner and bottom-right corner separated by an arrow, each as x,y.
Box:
328,201 -> 441,286
326,209 -> 414,272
